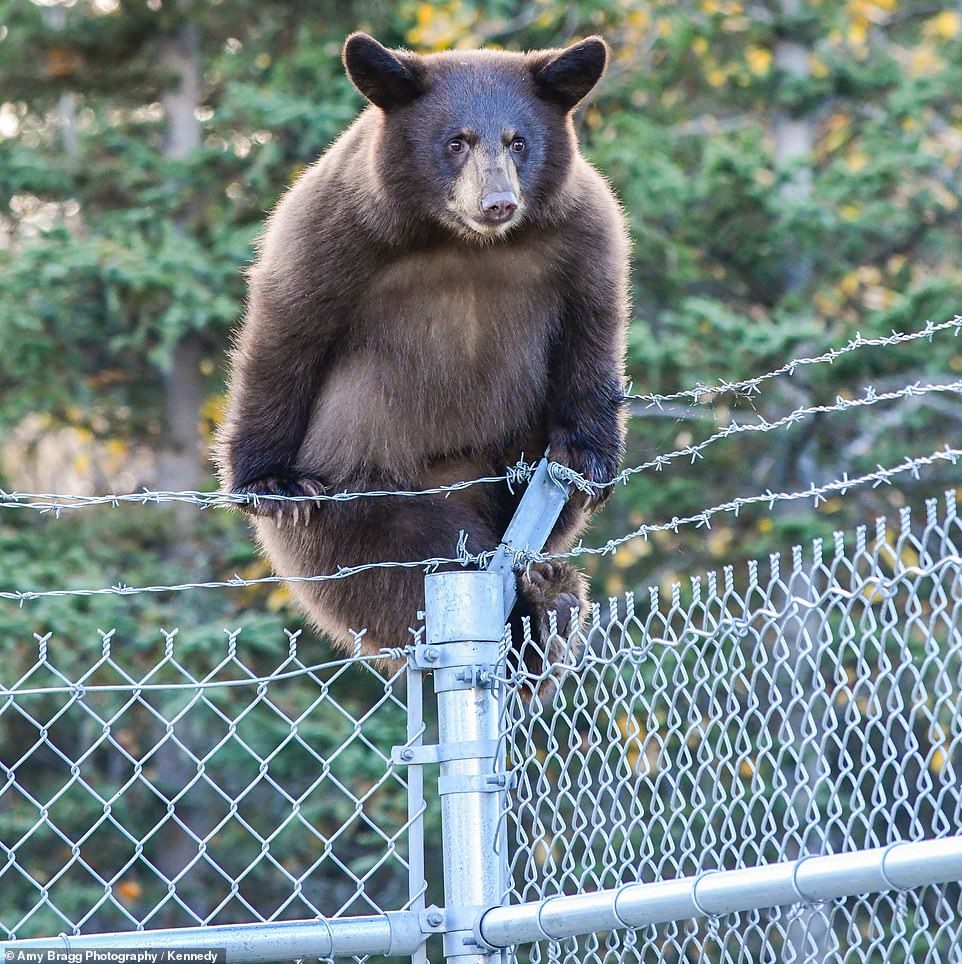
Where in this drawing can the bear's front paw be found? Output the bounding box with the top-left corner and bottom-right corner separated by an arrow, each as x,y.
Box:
548,429 -> 621,508
232,473 -> 327,524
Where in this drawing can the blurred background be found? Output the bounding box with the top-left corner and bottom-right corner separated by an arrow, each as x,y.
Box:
1,0 -> 961,940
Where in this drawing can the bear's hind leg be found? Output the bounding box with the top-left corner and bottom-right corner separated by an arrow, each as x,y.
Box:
510,560 -> 587,698
256,491 -> 501,654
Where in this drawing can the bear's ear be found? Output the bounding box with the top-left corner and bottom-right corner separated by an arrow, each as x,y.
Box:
529,36 -> 608,111
343,32 -> 425,111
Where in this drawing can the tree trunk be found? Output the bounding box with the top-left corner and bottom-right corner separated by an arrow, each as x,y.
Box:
153,7 -> 215,923
156,12 -> 206,520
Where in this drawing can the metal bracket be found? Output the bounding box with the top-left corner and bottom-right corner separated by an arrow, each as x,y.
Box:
392,739 -> 501,767
409,640 -> 501,671
486,456 -> 572,617
438,771 -> 516,796
419,905 -> 500,956
431,663 -> 500,694
419,905 -> 448,934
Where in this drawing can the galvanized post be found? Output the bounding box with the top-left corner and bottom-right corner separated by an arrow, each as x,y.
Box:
423,569 -> 509,963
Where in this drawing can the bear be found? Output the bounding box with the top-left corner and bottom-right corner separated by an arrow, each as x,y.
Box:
216,32 -> 629,684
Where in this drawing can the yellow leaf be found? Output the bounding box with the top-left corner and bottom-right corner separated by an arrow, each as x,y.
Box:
862,579 -> 884,604
847,150 -> 868,171
909,47 -> 944,76
839,271 -> 861,295
745,45 -> 772,75
863,285 -> 893,310
706,66 -> 728,87
739,758 -> 755,780
692,37 -> 709,55
930,746 -> 948,775
927,10 -> 960,39
605,573 -> 625,596
707,529 -> 732,557
117,880 -> 141,903
810,54 -> 830,78
267,586 -> 292,611
848,20 -> 868,48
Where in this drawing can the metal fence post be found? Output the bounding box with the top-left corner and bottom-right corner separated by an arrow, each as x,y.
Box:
423,569 -> 509,963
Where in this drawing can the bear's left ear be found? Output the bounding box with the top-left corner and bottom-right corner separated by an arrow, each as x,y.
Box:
343,32 -> 426,111
529,36 -> 608,111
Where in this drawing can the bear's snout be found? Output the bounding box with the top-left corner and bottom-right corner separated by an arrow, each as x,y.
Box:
479,191 -> 518,224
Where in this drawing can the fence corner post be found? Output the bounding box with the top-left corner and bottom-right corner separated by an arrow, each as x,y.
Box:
423,568 -> 510,963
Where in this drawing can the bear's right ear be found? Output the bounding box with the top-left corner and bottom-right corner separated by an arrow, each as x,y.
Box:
343,33 -> 425,111
529,36 -> 608,111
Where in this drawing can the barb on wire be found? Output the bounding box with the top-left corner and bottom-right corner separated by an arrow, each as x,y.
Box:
625,315 -> 962,406
2,446 -> 957,605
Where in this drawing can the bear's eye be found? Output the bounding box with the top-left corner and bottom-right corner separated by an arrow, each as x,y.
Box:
448,138 -> 467,154
510,138 -> 526,153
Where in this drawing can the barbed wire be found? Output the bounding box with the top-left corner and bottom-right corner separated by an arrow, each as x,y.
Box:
10,551 -> 962,698
0,460 -> 541,514
1,317 -> 958,514
607,378 -> 962,482
624,314 -> 962,405
3,377 -> 958,515
0,549 -> 480,606
536,445 -> 962,566
2,445 -> 957,605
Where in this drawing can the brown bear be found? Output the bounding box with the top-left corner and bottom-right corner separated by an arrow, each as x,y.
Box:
216,32 -> 629,675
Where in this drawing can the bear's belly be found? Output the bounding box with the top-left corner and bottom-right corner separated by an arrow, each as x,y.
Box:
296,246 -> 560,482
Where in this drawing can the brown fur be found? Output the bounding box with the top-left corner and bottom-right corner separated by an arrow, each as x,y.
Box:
215,34 -> 630,675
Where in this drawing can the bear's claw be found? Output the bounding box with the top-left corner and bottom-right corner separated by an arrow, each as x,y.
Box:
233,474 -> 327,523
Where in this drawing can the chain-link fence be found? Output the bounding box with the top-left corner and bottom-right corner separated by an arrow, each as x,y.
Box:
0,633 -> 418,949
500,490 -> 962,962
4,487 -> 962,961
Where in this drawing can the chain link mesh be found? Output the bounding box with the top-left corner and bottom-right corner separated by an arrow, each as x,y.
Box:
501,490 -> 962,963
0,629 -> 416,956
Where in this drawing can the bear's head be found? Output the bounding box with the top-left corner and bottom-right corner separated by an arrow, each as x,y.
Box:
343,32 -> 607,242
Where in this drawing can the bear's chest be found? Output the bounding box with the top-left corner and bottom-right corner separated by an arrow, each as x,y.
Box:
360,245 -> 560,369
299,243 -> 562,478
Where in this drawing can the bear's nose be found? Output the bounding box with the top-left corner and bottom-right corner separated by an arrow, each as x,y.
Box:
479,191 -> 518,224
